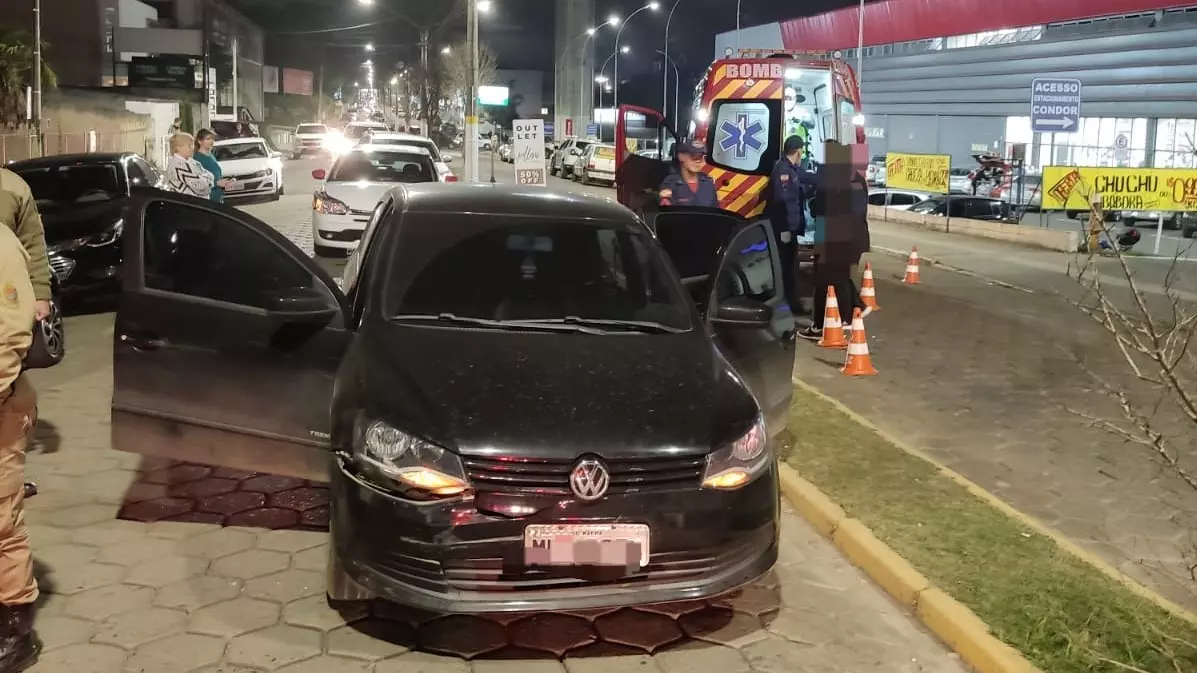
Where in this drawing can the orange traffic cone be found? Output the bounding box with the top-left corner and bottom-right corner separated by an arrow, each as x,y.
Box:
841,308 -> 878,376
902,247 -> 921,284
860,262 -> 880,310
817,287 -> 849,349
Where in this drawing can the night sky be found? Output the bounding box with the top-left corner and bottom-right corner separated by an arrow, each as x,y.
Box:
229,0 -> 862,109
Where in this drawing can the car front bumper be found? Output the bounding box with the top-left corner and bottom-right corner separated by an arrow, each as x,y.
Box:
47,243 -> 122,297
224,175 -> 279,198
313,212 -> 369,249
330,456 -> 779,613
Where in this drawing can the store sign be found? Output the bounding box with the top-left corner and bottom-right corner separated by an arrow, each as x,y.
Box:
1043,166 -> 1197,212
282,68 -> 313,96
884,152 -> 950,193
864,127 -> 885,139
478,85 -> 510,106
513,119 -> 546,186
128,56 -> 194,89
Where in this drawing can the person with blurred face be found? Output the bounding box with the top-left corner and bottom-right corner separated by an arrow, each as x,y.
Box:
658,140 -> 718,208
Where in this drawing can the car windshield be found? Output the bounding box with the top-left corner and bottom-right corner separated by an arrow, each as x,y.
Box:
950,168 -> 971,176
213,143 -> 268,161
297,124 -> 327,134
16,163 -> 124,211
371,137 -> 441,161
387,218 -> 692,333
909,198 -> 945,214
345,125 -> 385,140
328,150 -> 434,183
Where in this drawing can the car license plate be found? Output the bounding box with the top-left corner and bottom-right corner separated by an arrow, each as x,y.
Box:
225,181 -> 243,191
524,523 -> 650,569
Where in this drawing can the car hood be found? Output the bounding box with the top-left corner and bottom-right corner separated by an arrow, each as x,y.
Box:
355,324 -> 758,460
218,158 -> 271,176
323,181 -> 398,211
40,198 -> 124,245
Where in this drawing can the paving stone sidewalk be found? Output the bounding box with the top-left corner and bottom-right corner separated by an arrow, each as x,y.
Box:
798,252 -> 1197,610
18,338 -> 965,672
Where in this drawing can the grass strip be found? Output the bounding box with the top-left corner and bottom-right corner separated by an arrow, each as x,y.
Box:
778,385 -> 1197,673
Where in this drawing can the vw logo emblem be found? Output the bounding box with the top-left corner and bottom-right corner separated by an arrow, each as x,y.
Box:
569,457 -> 610,501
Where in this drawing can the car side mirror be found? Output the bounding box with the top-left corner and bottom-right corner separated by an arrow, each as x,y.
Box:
443,155 -> 454,164
710,297 -> 772,328
271,151 -> 283,159
312,168 -> 327,180
267,288 -> 338,323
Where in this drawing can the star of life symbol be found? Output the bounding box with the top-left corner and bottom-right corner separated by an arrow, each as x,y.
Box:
718,114 -> 765,161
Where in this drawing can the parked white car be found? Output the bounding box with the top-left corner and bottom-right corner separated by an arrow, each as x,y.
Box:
550,138 -> 594,179
291,122 -> 329,158
866,188 -> 933,211
575,143 -> 616,185
866,154 -> 887,186
949,167 -> 973,194
310,145 -> 438,256
212,138 -> 284,200
360,131 -> 458,182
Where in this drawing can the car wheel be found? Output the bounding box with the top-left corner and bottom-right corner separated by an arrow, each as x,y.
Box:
1123,217 -> 1135,227
279,184 -> 285,196
24,294 -> 65,370
1183,227 -> 1195,239
1167,215 -> 1180,230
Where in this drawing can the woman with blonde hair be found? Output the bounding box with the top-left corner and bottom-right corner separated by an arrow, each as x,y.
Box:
164,132 -> 215,198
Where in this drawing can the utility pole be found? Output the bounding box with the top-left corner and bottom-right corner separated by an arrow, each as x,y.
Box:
33,0 -> 43,148
231,36 -> 239,119
317,46 -> 325,123
419,29 -> 430,137
465,0 -> 479,182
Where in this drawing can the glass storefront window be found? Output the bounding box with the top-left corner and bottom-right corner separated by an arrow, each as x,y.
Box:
1040,117 -> 1148,168
1154,119 -> 1197,168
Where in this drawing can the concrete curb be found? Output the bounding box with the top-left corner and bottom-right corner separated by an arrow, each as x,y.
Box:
776,464 -> 1043,673
788,375 -> 1197,628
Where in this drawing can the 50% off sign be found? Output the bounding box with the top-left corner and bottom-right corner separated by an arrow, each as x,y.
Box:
885,152 -> 951,194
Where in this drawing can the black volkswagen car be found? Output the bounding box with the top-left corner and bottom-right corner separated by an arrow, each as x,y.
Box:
110,184 -> 796,612
9,152 -> 162,300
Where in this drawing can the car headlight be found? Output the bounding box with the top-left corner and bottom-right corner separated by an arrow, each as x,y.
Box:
702,415 -> 769,490
353,418 -> 470,497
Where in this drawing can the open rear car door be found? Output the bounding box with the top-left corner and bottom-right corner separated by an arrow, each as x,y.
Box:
615,105 -> 679,214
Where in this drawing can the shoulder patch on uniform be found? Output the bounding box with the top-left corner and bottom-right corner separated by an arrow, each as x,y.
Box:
779,174 -> 790,182
659,189 -> 673,198
2,282 -> 17,308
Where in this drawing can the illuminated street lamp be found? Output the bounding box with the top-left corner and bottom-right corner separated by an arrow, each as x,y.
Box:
442,46 -> 451,55
614,2 -> 659,113
478,0 -> 492,12
571,15 -> 620,134
356,0 -> 373,5
365,43 -> 374,52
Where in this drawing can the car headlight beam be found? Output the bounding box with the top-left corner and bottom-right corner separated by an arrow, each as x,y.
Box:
354,418 -> 470,497
702,415 -> 769,490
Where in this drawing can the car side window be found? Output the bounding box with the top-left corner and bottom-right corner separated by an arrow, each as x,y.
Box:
867,192 -> 888,206
126,160 -> 148,186
890,193 -> 917,206
136,158 -> 162,185
947,199 -> 969,218
142,201 -> 318,310
714,224 -> 775,303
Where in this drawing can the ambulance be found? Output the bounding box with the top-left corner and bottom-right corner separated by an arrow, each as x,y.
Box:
615,48 -> 866,217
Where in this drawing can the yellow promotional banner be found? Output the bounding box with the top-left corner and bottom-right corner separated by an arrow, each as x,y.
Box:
1041,166 -> 1197,212
884,152 -> 950,193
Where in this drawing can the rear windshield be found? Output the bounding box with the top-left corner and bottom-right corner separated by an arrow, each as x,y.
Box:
386,217 -> 692,331
367,137 -> 441,161
15,163 -> 124,211
328,150 -> 434,183
296,124 -> 327,134
213,143 -> 268,161
345,124 -> 388,140
594,146 -> 616,159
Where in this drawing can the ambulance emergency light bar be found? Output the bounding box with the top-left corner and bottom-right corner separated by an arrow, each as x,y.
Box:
723,47 -> 845,61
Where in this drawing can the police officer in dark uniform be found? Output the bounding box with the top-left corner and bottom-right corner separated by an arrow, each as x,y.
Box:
658,139 -> 719,208
769,135 -> 816,316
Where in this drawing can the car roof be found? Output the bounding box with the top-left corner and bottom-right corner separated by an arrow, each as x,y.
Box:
214,137 -> 266,145
9,152 -> 131,169
348,121 -> 388,127
353,144 -> 431,155
296,122 -> 326,127
366,132 -> 432,142
394,183 -> 634,221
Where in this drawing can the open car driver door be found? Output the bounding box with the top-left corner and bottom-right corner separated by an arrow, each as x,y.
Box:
615,105 -> 678,215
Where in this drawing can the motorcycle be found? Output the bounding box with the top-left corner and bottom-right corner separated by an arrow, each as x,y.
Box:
1098,226 -> 1142,252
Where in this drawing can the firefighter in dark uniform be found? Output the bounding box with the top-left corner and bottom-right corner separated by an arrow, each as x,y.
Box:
658,139 -> 719,208
769,135 -> 816,316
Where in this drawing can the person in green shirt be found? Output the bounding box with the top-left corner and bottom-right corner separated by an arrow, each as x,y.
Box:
193,129 -> 233,203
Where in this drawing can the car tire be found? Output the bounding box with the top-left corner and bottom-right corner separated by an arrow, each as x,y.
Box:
1183,227 -> 1195,239
279,184 -> 285,196
24,294 -> 64,370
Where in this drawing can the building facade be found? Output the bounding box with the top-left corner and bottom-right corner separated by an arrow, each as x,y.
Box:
714,0 -> 1197,170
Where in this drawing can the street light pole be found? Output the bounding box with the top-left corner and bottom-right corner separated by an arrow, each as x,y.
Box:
614,3 -> 657,116
736,0 -> 742,52
32,0 -> 42,147
856,0 -> 865,81
662,0 -> 683,123
656,50 -> 678,128
466,0 -> 479,182
573,19 -> 618,138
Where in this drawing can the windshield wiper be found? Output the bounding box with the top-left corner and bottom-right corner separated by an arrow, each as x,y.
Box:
505,316 -> 686,334
392,313 -> 607,334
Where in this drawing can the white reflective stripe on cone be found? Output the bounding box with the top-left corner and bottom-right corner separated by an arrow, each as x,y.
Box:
861,287 -> 876,296
847,342 -> 869,355
905,265 -> 918,273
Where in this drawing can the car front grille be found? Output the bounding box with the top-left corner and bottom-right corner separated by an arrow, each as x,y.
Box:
319,229 -> 363,242
49,255 -> 75,281
461,455 -> 706,496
